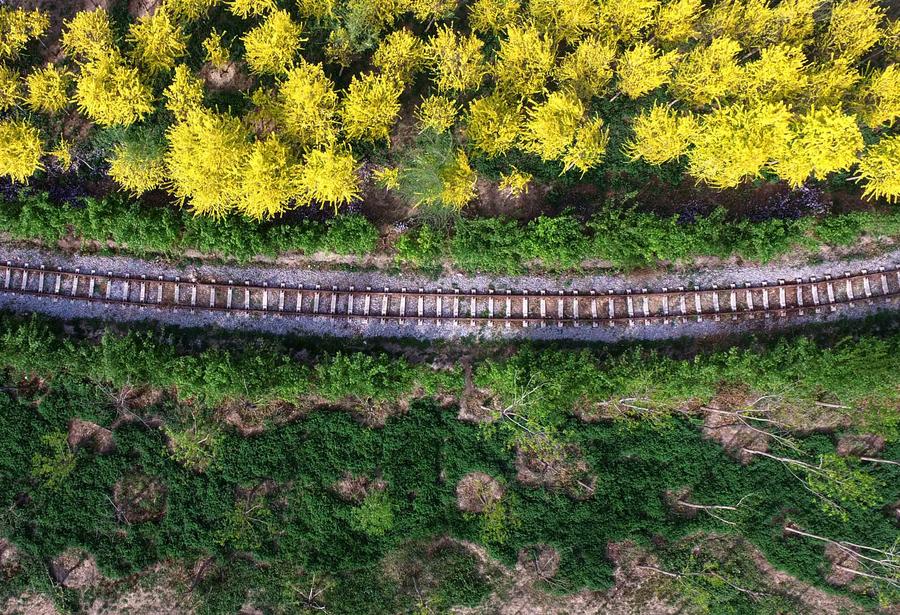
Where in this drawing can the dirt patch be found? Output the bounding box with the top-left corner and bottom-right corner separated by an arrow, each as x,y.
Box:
217,399 -> 304,436
515,446 -> 597,500
113,474 -> 167,524
835,434 -> 885,458
456,472 -> 504,513
199,62 -> 254,93
67,419 -> 115,454
50,549 -> 101,589
84,562 -> 196,615
824,542 -> 860,587
1,592 -> 60,615
127,0 -> 161,17
458,364 -> 500,424
517,544 -> 560,581
701,394 -> 770,464
333,473 -> 386,504
468,177 -> 552,221
0,539 -> 20,578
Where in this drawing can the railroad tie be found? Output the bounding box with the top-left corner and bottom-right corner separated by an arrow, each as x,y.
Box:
625,289 -> 634,323
661,288 -> 669,325
121,274 -> 128,303
278,283 -> 285,312
73,269 -> 81,298
21,265 -> 29,292
557,290 -> 564,328
522,292 -> 529,328
572,290 -> 579,327
39,266 -> 46,294
728,284 -> 737,320
209,279 -> 216,308
711,284 -> 720,321
590,290 -> 598,328
678,287 -> 686,322
191,281 -> 197,312
810,277 -> 820,313
879,267 -> 890,301
844,272 -> 854,304
3,262 -> 9,289
435,288 -> 442,325
641,289 -> 649,324
364,286 -> 371,317
540,290 -> 547,327
417,288 -> 424,325
262,282 -> 268,312
795,277 -> 804,315
347,285 -> 354,319
470,289 -> 477,327
607,290 -> 615,327
861,269 -> 872,303
777,280 -> 786,313
174,277 -> 181,307
487,289 -> 494,327
824,274 -> 835,311
313,284 -> 320,314
693,286 -> 702,322
298,284 -> 305,315
226,280 -> 234,310
744,282 -> 753,317
453,289 -> 460,322
330,285 -> 337,315
381,287 -> 389,322
505,290 -> 512,328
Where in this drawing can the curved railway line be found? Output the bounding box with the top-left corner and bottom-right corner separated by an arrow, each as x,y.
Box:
2,261 -> 900,328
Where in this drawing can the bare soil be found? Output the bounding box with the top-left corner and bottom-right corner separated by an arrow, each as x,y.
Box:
50,549 -> 101,589
113,474 -> 168,524
199,61 -> 254,93
824,542 -> 860,587
332,473 -> 386,504
514,446 -> 597,500
468,177 -> 551,221
516,544 -> 560,582
67,419 -> 115,454
701,392 -> 771,464
0,540 -> 19,578
835,434 -> 885,458
1,592 -> 60,615
455,472 -> 504,513
217,399 -> 304,436
127,0 -> 161,18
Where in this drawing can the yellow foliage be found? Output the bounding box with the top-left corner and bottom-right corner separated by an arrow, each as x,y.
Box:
165,108 -> 250,216
494,24 -> 557,99
242,10 -> 304,75
556,36 -> 615,99
415,95 -> 458,132
165,65 -> 205,121
297,0 -> 336,18
776,106 -> 863,187
49,139 -> 74,171
127,10 -> 187,74
0,7 -> 48,60
528,0 -> 599,43
856,65 -> 900,128
562,117 -> 609,174
108,139 -> 168,195
426,26 -> 487,93
884,20 -> 900,61
75,54 -> 154,127
522,91 -> 584,162
856,136 -> 900,203
768,0 -> 820,46
624,103 -> 697,165
596,0 -> 659,43
297,146 -> 361,209
325,29 -> 353,68
203,31 -> 231,68
499,168 -> 532,196
410,0 -> 457,22
439,149 -> 477,209
687,101 -> 791,188
655,0 -> 703,45
373,29 -> 426,85
466,93 -> 522,157
341,72 -> 402,143
238,135 -> 300,220
739,44 -> 808,103
25,64 -> 70,114
373,166 -> 401,190
0,65 -> 21,111
163,0 -> 223,21
701,0 -> 773,48
469,0 -> 520,35
617,43 -> 678,99
0,119 -> 43,183
279,62 -> 339,148
671,37 -> 743,107
822,0 -> 883,61
806,58 -> 860,106
229,0 -> 277,18
61,8 -> 115,61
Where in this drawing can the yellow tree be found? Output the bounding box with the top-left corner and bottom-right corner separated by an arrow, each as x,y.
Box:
410,0 -> 457,23
528,0 -> 598,43
25,65 -> 70,114
805,58 -> 860,106
616,43 -> 678,98
242,10 -> 304,75
373,29 -> 427,86
776,106 -> 863,187
855,135 -> 900,203
237,135 -> 300,219
624,103 -> 697,165
426,26 -> 488,93
165,108 -> 250,216
61,8 -> 115,61
499,168 -> 532,196
494,24 -> 557,100
108,136 -> 168,195
203,31 -> 231,68
0,7 -> 48,60
654,0 -> 703,46
596,0 -> 659,43
856,65 -> 900,128
671,37 -> 743,107
739,44 -> 808,103
229,0 -> 277,18
884,19 -> 900,61
556,36 -> 616,100
562,117 -> 609,174
700,0 -> 773,48
767,0 -> 820,46
0,66 -> 21,111
416,95 -> 458,132
75,54 -> 154,127
279,62 -> 339,148
163,0 -> 223,21
340,72 -> 402,142
438,149 -> 477,209
465,93 -> 522,157
521,91 -> 583,163
0,119 -> 43,182
468,0 -> 520,35
821,0 -> 884,62
127,10 -> 188,74
297,0 -> 336,18
687,101 -> 791,188
165,65 -> 205,121
296,146 -> 361,209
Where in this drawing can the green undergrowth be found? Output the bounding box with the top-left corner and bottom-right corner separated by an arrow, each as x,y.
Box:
3,189 -> 900,271
0,314 -> 898,613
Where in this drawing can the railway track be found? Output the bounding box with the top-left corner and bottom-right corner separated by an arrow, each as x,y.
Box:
2,261 -> 900,328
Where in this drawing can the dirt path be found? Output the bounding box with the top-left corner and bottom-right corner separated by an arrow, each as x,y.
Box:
1,246 -> 898,341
